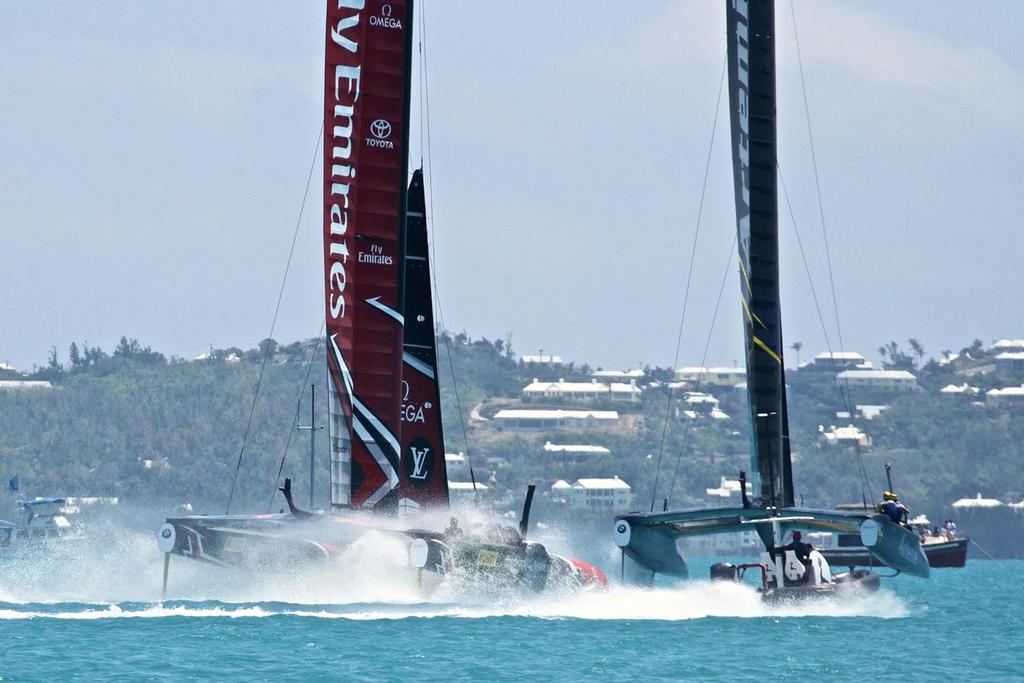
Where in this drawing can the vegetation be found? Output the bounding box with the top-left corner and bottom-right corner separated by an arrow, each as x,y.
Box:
1,334 -> 1022,522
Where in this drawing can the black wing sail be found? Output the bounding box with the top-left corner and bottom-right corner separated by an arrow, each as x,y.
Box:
727,0 -> 793,508
398,169 -> 449,511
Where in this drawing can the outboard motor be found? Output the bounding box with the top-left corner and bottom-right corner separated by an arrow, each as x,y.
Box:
710,562 -> 738,581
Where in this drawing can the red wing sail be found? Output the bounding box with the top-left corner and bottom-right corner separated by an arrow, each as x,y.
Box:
398,170 -> 449,512
323,0 -> 414,509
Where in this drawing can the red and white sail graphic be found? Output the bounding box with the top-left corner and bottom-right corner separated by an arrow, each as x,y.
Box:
323,0 -> 414,509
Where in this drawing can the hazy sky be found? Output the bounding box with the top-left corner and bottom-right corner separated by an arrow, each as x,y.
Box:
2,2 -> 1022,372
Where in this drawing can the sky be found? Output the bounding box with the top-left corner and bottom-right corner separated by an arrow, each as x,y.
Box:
1,1 -> 1022,372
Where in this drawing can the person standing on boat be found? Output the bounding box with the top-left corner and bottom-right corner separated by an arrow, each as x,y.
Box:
782,531 -> 813,563
444,516 -> 463,540
877,491 -> 909,526
944,519 -> 957,538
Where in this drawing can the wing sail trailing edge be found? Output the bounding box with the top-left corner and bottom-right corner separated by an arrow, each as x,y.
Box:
323,0 -> 415,509
398,170 -> 449,512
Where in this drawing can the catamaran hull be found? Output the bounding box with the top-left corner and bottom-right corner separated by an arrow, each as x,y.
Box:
159,517 -> 606,595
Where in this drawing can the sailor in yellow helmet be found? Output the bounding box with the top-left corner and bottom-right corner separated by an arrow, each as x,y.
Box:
877,491 -> 908,525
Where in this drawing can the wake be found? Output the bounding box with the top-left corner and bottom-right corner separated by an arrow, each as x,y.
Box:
0,519 -> 907,621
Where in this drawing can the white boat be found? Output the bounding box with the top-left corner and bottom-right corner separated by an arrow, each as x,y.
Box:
0,497 -> 84,550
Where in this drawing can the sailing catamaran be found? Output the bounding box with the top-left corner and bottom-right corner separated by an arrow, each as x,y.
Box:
157,0 -> 605,595
612,0 -> 929,600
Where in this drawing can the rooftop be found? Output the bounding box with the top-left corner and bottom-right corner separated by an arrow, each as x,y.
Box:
986,386 -> 1024,397
573,477 -> 631,490
814,351 -> 866,361
448,482 -> 489,491
0,380 -> 53,390
677,366 -> 746,375
523,379 -> 641,394
521,354 -> 563,364
493,409 -> 619,420
836,369 -> 917,380
543,442 -> 611,454
591,369 -> 645,379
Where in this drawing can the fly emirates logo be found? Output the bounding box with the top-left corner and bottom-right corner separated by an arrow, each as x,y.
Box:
326,0 -> 366,323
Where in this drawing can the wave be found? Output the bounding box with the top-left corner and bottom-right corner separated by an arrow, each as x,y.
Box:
0,582 -> 907,622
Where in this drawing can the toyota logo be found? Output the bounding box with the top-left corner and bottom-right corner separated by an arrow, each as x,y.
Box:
370,119 -> 392,139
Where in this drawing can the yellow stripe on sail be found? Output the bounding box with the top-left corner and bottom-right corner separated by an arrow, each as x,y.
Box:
740,296 -> 768,330
753,335 -> 782,364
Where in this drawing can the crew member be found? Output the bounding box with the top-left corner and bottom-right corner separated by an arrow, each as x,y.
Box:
877,491 -> 909,526
944,519 -> 957,538
444,516 -> 463,539
782,531 -> 813,563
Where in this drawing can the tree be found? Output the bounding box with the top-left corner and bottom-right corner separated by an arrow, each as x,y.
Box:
69,342 -> 82,369
908,338 -> 926,366
790,341 -> 803,368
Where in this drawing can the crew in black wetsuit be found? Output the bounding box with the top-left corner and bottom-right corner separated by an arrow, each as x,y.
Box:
782,531 -> 813,563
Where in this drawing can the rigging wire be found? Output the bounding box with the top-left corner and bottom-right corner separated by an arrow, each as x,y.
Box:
418,1 -> 479,503
649,54 -> 728,513
267,320 -> 325,512
225,122 -> 324,514
788,0 -> 876,503
665,235 -> 738,507
788,0 -> 855,415
778,167 -> 873,505
647,54 -> 729,511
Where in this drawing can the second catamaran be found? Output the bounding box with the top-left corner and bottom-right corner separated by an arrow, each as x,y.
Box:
612,0 -> 928,600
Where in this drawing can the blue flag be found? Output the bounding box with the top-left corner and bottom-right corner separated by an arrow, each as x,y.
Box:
8,475 -> 17,492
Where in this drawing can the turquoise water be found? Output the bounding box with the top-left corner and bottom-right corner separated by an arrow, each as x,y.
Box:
1,541 -> 1021,681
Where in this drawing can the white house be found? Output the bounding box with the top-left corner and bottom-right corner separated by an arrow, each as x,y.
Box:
991,339 -> 1024,354
568,477 -> 632,511
492,409 -> 619,432
592,369 -> 645,382
820,424 -> 872,447
0,380 -> 53,390
550,479 -> 573,502
856,404 -> 890,420
522,378 -> 641,403
994,352 -> 1024,371
835,369 -> 920,392
811,351 -> 868,371
705,476 -> 752,501
521,354 -> 563,366
675,366 -> 746,387
448,481 -> 489,501
543,442 -> 611,455
985,386 -> 1024,406
940,383 -> 980,396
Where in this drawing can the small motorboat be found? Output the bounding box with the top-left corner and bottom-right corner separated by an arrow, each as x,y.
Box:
711,548 -> 879,602
0,497 -> 84,551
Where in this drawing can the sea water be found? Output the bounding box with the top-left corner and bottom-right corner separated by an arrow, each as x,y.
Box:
0,529 -> 1020,681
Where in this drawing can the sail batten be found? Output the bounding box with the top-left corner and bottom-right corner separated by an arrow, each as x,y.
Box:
323,0 -> 415,509
727,0 -> 794,508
